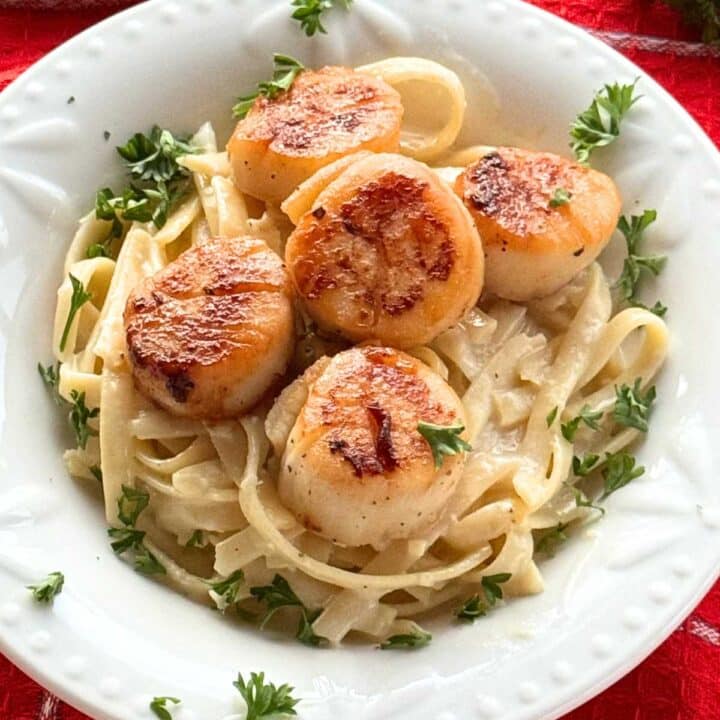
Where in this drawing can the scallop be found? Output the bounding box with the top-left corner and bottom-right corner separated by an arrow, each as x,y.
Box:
284,152 -> 484,348
455,146 -> 621,301
227,66 -> 404,205
278,346 -> 469,549
124,236 -> 294,419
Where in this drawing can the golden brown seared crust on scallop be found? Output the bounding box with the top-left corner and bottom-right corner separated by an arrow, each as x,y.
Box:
278,346 -> 469,548
227,67 -> 403,204
455,147 -> 621,301
285,153 -> 484,348
124,236 -> 295,419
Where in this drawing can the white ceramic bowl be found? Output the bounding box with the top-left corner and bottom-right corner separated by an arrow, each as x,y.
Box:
1,1 -> 719,719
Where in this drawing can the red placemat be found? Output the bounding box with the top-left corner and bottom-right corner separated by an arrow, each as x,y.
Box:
1,2 -> 718,719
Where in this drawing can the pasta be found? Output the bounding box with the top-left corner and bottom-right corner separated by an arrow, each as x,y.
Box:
47,58 -> 668,646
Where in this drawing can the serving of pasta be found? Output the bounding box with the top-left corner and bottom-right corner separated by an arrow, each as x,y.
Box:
45,55 -> 669,648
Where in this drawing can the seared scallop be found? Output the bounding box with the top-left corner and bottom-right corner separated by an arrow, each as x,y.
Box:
124,236 -> 294,419
228,66 -> 403,205
284,153 -> 484,348
278,346 -> 469,549
455,147 -> 621,301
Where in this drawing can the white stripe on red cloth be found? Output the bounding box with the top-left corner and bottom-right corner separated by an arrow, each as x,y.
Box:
688,617 -> 720,647
588,28 -> 720,58
38,691 -> 59,720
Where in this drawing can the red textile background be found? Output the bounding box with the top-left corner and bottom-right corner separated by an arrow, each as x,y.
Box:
0,2 -> 718,719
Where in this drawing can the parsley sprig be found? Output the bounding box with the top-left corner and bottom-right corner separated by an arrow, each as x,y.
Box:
69,390 -> 99,449
38,362 -> 63,405
535,523 -> 570,557
27,571 -> 65,603
234,672 -> 298,720
560,405 -> 603,442
613,379 -> 657,432
456,573 -> 512,621
233,54 -> 306,119
208,570 -> 245,612
601,451 -> 645,500
250,574 -> 326,646
661,0 -> 720,45
59,274 -> 92,352
549,187 -> 572,208
91,126 -> 196,255
150,697 -> 181,720
108,485 -> 165,576
380,627 -> 432,649
570,80 -> 640,164
417,421 -> 472,469
290,0 -> 353,36
616,210 -> 667,313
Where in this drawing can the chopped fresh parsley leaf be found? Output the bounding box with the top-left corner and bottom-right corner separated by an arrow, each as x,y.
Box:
108,526 -> 145,554
380,627 -> 432,649
117,126 -> 195,183
481,573 -> 512,606
27,571 -> 65,603
417,421 -> 472,469
616,210 -> 667,305
89,465 -> 103,484
572,453 -> 600,477
208,570 -> 245,611
38,361 -> 64,406
117,484 -> 149,526
290,0 -> 353,36
67,96 -> 75,104
250,574 -> 327,646
613,379 -> 656,432
150,697 -> 180,720
233,54 -> 306,119
86,243 -> 110,258
601,451 -> 645,500
661,0 -> 720,45
59,274 -> 92,352
549,187 -> 572,207
535,523 -> 570,557
456,595 -> 487,622
634,299 -> 668,317
134,545 -> 166,575
185,530 -> 205,548
546,406 -> 558,427
570,79 -> 640,164
234,672 -> 298,720
69,390 -> 99,449
561,405 -> 603,442
103,130 -> 111,141
571,485 -> 606,515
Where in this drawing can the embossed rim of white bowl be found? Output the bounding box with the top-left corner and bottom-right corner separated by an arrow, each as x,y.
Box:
0,1 -> 719,719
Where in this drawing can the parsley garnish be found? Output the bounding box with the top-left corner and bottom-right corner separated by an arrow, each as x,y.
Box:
67,96 -> 75,104
549,187 -> 572,207
59,274 -> 92,352
560,405 -> 603,442
208,570 -> 245,611
38,362 -> 64,405
117,126 -> 195,183
233,672 -> 298,720
613,379 -> 656,432
601,451 -> 645,500
616,210 -> 667,305
185,530 -> 205,548
250,574 -> 327,646
572,453 -> 600,477
108,485 -> 166,576
546,406 -> 558,427
69,390 -> 99,449
89,465 -> 103,484
150,697 -> 180,720
233,54 -> 306,119
417,421 -> 472,469
535,523 -> 570,557
571,485 -> 606,515
380,628 -> 432,649
290,0 -> 353,36
27,571 -> 65,603
570,80 -> 640,164
456,573 -> 512,621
